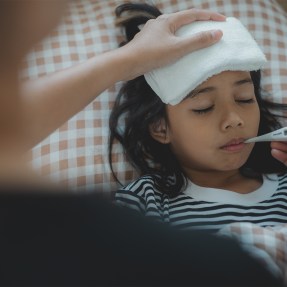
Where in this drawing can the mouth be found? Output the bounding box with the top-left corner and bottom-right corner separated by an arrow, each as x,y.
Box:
220,138 -> 246,152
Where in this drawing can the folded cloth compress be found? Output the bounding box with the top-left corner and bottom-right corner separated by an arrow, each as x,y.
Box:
144,17 -> 267,105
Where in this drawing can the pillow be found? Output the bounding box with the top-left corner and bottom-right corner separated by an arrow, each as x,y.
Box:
21,0 -> 287,193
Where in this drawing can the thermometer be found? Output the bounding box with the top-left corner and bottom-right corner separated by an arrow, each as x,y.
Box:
245,127 -> 287,143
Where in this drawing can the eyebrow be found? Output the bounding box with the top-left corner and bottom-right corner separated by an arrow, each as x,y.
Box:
184,77 -> 253,100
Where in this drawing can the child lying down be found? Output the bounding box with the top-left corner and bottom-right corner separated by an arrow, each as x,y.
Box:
110,3 -> 287,283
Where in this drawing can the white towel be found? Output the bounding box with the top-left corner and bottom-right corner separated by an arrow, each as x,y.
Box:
144,17 -> 267,105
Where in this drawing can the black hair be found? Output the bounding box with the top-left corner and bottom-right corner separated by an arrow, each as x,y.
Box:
109,2 -> 287,197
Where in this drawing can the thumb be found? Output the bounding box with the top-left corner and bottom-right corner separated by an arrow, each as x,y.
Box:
271,148 -> 287,166
180,29 -> 223,54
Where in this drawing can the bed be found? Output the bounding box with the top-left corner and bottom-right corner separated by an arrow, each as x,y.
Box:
19,0 -> 287,282
21,0 -> 287,194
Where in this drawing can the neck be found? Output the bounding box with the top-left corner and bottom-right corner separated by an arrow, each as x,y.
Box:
184,168 -> 262,194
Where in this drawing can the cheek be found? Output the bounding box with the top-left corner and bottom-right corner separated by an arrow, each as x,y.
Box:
167,111 -> 214,151
169,134 -> 213,171
252,104 -> 260,130
169,124 -> 210,158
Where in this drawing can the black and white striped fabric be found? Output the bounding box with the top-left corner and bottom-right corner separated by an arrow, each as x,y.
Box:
115,173 -> 287,232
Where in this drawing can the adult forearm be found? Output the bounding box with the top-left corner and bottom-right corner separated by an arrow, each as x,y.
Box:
21,47 -> 134,148
20,8 -> 225,149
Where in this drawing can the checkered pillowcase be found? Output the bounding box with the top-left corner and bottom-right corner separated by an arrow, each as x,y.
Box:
218,223 -> 287,283
21,0 -> 287,192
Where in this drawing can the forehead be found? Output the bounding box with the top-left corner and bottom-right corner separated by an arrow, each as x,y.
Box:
166,70 -> 254,109
196,71 -> 251,89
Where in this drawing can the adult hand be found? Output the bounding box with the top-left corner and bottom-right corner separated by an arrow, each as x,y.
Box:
20,8 -> 225,149
123,8 -> 225,79
271,141 -> 287,165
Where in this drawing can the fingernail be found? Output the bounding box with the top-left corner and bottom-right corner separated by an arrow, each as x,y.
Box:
211,29 -> 223,40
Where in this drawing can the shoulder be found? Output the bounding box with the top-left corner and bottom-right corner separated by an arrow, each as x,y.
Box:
121,175 -> 156,193
115,175 -> 167,215
277,172 -> 287,183
275,172 -> 287,190
117,175 -> 162,196
262,173 -> 287,198
115,175 -> 161,202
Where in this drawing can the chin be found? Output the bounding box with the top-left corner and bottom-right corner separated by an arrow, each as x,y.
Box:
220,158 -> 248,171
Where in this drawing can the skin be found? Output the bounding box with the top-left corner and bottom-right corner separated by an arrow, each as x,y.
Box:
18,7 -> 226,150
0,0 -> 227,184
0,0 -> 286,187
271,141 -> 287,165
151,71 -> 267,193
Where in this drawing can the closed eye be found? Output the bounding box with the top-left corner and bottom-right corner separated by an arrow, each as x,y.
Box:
192,99 -> 254,114
192,106 -> 214,114
236,99 -> 255,104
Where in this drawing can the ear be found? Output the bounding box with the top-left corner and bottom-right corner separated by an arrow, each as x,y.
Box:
149,118 -> 171,144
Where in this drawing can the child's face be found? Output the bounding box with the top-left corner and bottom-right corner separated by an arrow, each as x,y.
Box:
161,71 -> 260,175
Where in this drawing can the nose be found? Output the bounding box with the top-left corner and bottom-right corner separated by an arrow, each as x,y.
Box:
220,105 -> 244,131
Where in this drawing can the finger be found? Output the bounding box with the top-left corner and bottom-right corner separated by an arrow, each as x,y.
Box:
189,9 -> 226,21
271,148 -> 287,165
168,8 -> 226,30
271,141 -> 287,152
179,29 -> 223,54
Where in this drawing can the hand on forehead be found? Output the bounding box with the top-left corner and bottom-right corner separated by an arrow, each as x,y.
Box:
144,17 -> 266,105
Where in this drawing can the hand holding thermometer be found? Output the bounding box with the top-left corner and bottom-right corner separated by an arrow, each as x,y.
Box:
245,127 -> 287,143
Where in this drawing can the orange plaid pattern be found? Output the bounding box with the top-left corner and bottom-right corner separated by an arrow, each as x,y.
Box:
218,222 -> 287,283
21,0 -> 287,192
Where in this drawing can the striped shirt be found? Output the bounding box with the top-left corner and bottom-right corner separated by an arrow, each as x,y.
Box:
115,173 -> 287,232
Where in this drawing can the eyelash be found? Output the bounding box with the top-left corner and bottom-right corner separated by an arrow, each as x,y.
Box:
192,98 -> 255,115
192,106 -> 214,114
236,98 -> 255,104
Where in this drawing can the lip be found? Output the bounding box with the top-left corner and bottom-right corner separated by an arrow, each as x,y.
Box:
220,138 -> 246,152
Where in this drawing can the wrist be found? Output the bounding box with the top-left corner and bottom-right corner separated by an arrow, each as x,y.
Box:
114,44 -> 145,81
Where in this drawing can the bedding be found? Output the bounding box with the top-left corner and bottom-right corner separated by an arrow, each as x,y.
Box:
21,0 -> 287,193
218,222 -> 287,283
